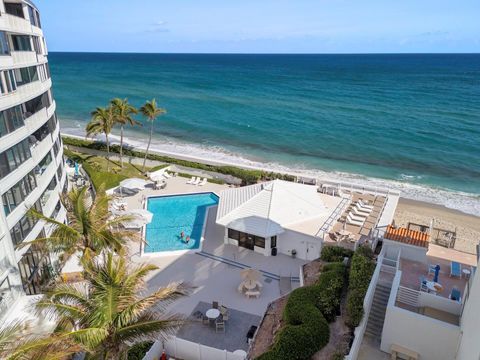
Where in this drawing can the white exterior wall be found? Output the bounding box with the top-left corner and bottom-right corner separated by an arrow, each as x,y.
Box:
456,267 -> 480,360
382,240 -> 428,263
0,0 -> 66,321
277,229 -> 322,261
380,272 -> 461,360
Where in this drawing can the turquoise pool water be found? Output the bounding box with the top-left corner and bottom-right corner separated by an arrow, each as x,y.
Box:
144,193 -> 219,253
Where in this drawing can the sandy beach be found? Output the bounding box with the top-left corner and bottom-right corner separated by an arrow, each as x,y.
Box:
394,198 -> 480,254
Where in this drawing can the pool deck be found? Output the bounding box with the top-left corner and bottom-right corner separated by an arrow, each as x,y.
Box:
122,177 -> 306,319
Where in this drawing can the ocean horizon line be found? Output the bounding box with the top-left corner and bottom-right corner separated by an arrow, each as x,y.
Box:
47,51 -> 480,55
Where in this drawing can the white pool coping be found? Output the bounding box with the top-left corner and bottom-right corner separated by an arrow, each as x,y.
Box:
140,191 -> 220,258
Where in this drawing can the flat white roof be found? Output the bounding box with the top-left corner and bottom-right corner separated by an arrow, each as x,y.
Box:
216,180 -> 341,238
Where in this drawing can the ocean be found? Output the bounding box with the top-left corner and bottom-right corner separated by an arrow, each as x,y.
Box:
49,53 -> 480,215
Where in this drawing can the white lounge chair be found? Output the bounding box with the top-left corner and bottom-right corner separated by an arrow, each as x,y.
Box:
351,207 -> 370,218
192,177 -> 201,185
346,214 -> 364,227
358,200 -> 374,211
198,178 -> 207,186
348,211 -> 365,222
186,177 -> 195,184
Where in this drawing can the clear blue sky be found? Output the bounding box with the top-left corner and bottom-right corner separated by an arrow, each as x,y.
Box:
35,0 -> 480,53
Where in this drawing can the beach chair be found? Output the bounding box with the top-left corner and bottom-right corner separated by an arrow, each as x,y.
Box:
186,176 -> 195,184
192,177 -> 201,185
348,211 -> 365,222
351,207 -> 369,218
358,200 -> 374,211
450,261 -> 461,277
449,287 -> 462,303
346,214 -> 364,227
198,178 -> 207,186
354,203 -> 372,215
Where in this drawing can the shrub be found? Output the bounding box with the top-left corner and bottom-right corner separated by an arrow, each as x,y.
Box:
345,246 -> 376,328
321,246 -> 354,263
127,341 -> 154,360
258,264 -> 347,359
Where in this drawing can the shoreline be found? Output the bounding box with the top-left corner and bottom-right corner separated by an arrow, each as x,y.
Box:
60,128 -> 480,217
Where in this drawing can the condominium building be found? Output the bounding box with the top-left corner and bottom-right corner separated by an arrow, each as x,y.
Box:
0,0 -> 66,321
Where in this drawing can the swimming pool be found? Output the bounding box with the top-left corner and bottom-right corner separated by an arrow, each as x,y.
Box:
144,193 -> 219,253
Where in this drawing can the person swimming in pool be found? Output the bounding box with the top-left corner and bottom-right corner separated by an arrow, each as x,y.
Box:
180,231 -> 185,240
185,236 -> 190,244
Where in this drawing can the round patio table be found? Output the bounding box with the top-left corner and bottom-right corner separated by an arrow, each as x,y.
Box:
426,281 -> 442,293
206,308 -> 220,320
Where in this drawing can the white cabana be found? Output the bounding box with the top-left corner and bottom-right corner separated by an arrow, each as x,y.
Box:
216,180 -> 328,238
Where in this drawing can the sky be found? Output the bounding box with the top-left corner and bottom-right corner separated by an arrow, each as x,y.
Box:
35,0 -> 480,53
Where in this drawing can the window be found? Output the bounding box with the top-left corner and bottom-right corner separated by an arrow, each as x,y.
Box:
0,139 -> 32,179
50,200 -> 61,219
271,236 -> 277,248
0,105 -> 24,138
23,91 -> 51,117
4,70 -> 17,92
32,36 -> 42,55
13,66 -> 39,87
228,228 -> 240,240
2,170 -> 37,216
36,151 -> 52,175
0,32 -> 10,55
27,5 -> 41,27
9,201 -> 42,245
45,63 -> 51,79
4,2 -> 24,18
11,35 -> 32,52
56,161 -> 64,182
18,242 -> 52,295
254,236 -> 265,248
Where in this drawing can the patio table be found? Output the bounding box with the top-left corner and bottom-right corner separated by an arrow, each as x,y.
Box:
426,281 -> 442,293
206,308 -> 220,320
243,279 -> 257,290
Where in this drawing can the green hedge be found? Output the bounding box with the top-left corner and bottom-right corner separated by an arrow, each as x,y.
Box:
63,136 -> 295,185
320,246 -> 354,263
257,263 -> 346,359
346,246 -> 375,328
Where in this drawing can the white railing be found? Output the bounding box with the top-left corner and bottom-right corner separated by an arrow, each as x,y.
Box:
318,180 -> 401,197
316,195 -> 351,238
345,253 -> 384,360
144,337 -> 245,360
397,286 -> 420,307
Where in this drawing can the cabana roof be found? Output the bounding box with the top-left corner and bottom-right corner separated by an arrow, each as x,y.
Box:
216,180 -> 329,238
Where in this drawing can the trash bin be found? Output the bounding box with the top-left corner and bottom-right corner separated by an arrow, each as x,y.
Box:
271,247 -> 277,256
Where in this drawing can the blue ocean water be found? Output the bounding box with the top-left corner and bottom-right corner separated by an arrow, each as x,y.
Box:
49,53 -> 480,214
145,193 -> 219,253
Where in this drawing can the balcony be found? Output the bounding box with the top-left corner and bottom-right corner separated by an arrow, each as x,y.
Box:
2,13 -> 35,35
0,78 -> 52,110
10,51 -> 39,67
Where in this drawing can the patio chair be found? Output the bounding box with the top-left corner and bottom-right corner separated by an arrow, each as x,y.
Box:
450,261 -> 462,277
237,283 -> 245,293
419,276 -> 428,292
222,313 -> 229,321
202,315 -> 209,325
212,301 -> 219,309
186,176 -> 195,184
449,287 -> 462,303
198,178 -> 208,186
245,291 -> 260,299
215,319 -> 225,333
219,305 -> 228,315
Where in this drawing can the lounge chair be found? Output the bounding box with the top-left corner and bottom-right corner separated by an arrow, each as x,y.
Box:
348,211 -> 365,222
186,176 -> 195,184
198,178 -> 207,186
351,207 -> 369,218
163,172 -> 172,178
358,200 -> 374,211
449,287 -> 462,303
192,177 -> 201,185
346,214 -> 364,227
354,203 -> 372,215
450,261 -> 462,277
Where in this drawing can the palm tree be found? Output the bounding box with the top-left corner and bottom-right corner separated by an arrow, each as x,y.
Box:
110,98 -> 140,169
36,252 -> 189,360
139,99 -> 167,172
20,186 -> 136,261
86,106 -> 114,171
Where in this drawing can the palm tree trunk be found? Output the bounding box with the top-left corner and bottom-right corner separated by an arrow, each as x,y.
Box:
119,125 -> 124,168
142,121 -> 154,172
105,135 -> 110,172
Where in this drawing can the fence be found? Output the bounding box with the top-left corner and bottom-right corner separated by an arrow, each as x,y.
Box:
143,337 -> 245,360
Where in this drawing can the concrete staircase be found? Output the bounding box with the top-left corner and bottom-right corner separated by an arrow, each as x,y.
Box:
365,282 -> 392,339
